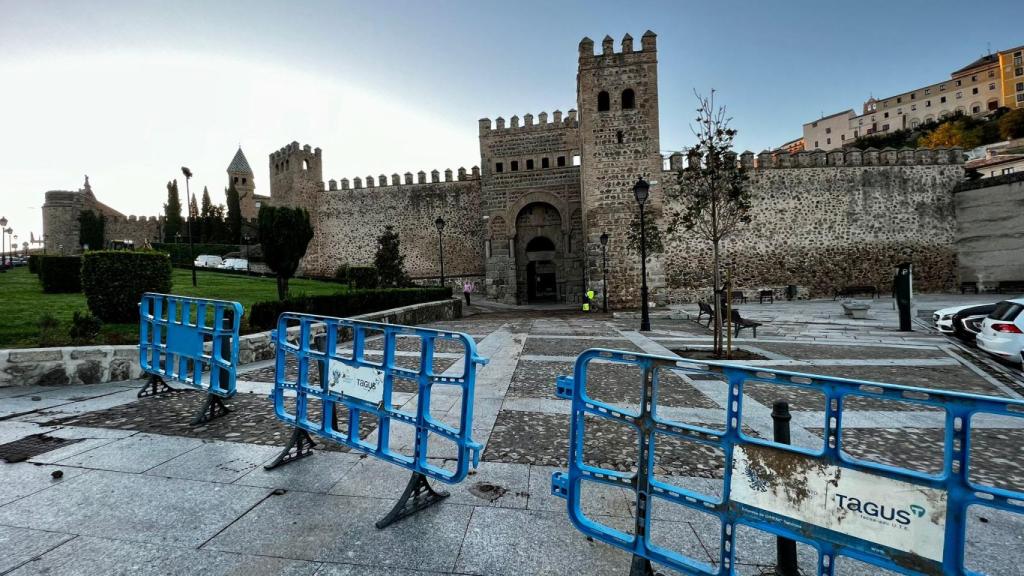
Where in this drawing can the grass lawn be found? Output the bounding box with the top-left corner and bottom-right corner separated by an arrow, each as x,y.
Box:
0,266 -> 346,348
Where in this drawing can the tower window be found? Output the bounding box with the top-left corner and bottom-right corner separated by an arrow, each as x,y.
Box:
597,91 -> 610,112
616,130 -> 624,144
542,157 -> 550,168
303,159 -> 310,170
242,177 -> 246,184
511,160 -> 519,172
621,88 -> 635,110
526,159 -> 534,170
557,156 -> 566,167
233,176 -> 239,183
495,162 -> 504,173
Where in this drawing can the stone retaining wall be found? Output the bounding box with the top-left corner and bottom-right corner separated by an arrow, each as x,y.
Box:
0,298 -> 462,388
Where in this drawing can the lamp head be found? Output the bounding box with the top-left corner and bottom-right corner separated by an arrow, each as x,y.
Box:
599,232 -> 609,246
181,166 -> 192,179
0,217 -> 7,227
435,216 -> 446,231
632,177 -> 650,205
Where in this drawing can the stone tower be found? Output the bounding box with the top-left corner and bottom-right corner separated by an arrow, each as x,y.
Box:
577,31 -> 663,308
268,141 -> 323,207
227,147 -> 257,220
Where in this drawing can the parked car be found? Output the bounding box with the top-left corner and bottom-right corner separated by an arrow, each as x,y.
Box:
194,254 -> 224,268
218,258 -> 248,271
977,298 -> 1024,364
951,303 -> 997,343
933,304 -> 975,334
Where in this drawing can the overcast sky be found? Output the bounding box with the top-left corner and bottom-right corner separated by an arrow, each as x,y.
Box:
1,0 -> 1020,243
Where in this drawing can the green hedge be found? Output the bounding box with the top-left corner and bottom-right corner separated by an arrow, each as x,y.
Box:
82,251 -> 172,323
38,256 -> 82,293
249,287 -> 450,330
349,266 -> 379,289
28,254 -> 40,274
151,242 -> 241,265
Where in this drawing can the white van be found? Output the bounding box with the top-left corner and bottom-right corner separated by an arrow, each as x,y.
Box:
194,254 -> 224,268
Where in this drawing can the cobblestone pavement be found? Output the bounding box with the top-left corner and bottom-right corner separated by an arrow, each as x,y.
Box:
2,300 -> 1024,575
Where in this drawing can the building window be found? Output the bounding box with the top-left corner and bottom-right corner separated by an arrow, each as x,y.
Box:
597,91 -> 610,112
621,88 -> 635,110
989,70 -> 996,78
1017,82 -> 1024,92
897,97 -> 902,103
616,130 -> 624,144
1004,167 -> 1016,175
233,176 -> 239,183
510,160 -> 519,172
940,84 -> 946,91
926,100 -> 931,107
557,156 -> 566,167
956,79 -> 962,87
972,105 -> 981,114
925,88 -> 931,95
971,75 -> 977,82
242,178 -> 246,184
884,112 -> 889,118
911,119 -> 919,128
814,141 -> 819,148
526,159 -> 534,170
911,104 -> 917,111
572,154 -> 581,166
825,127 -> 831,134
854,130 -> 859,137
956,91 -> 962,99
989,100 -> 1000,111
495,162 -> 503,173
940,96 -> 947,103
1016,51 -> 1023,65
972,87 -> 979,95
990,83 -> 997,90
841,134 -> 846,141
826,137 -> 831,145
1018,93 -> 1024,103
882,124 -> 890,131
1016,67 -> 1024,77
911,93 -> 916,100
542,157 -> 550,169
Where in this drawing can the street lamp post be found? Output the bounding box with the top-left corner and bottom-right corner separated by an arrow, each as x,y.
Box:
599,232 -> 609,313
633,177 -> 651,332
435,216 -> 446,287
181,167 -> 197,287
0,216 -> 7,268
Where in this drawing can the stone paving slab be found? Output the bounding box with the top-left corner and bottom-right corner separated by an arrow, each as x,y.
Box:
54,432 -> 203,473
26,425 -> 134,464
0,470 -> 271,547
235,449 -> 362,494
0,462 -> 91,507
4,534 -> 321,576
203,491 -> 473,573
0,525 -> 76,574
522,336 -> 643,357
747,342 -> 947,360
145,440 -> 284,483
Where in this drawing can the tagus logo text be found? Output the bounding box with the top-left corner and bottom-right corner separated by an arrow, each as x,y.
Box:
835,494 -> 926,527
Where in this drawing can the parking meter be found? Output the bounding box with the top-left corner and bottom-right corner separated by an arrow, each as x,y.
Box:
894,262 -> 913,331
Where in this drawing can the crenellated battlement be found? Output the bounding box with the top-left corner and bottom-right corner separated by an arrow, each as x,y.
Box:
327,166 -> 480,191
578,31 -> 656,61
269,141 -> 322,162
662,147 -> 966,172
107,214 -> 165,224
479,109 -> 578,134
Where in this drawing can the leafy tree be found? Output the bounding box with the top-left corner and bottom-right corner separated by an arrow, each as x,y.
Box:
374,225 -> 409,288
225,180 -> 242,244
999,108 -> 1024,140
917,120 -> 981,149
666,90 -> 751,357
258,205 -> 314,300
162,180 -> 183,242
77,209 -> 105,250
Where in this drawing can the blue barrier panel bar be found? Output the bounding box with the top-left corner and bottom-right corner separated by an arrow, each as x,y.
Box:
267,312 -> 488,526
138,293 -> 243,413
552,348 -> 1024,576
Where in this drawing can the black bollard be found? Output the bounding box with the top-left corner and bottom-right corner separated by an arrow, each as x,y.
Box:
772,400 -> 799,576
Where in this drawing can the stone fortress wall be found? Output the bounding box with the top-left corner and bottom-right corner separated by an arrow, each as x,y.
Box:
42,179 -> 163,253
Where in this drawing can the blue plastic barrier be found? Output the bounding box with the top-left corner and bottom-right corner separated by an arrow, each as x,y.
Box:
138,292 -> 243,422
551,348 -> 1024,575
266,312 -> 488,527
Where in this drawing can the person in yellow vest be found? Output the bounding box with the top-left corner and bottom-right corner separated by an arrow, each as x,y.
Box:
583,290 -> 595,311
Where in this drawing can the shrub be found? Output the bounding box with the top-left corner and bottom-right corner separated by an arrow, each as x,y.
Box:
82,251 -> 172,323
38,256 -> 82,293
334,264 -> 350,284
38,313 -> 62,347
28,254 -> 40,274
69,311 -> 103,344
248,287 -> 451,330
348,266 -> 379,289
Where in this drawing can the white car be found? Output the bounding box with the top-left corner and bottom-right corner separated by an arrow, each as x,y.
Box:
976,298 -> 1024,364
194,254 -> 224,268
932,304 -> 974,334
218,258 -> 249,271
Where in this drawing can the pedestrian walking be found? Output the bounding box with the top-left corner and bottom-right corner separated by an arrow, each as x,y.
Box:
463,281 -> 474,305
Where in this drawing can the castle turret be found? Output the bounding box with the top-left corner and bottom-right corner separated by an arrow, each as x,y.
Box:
227,147 -> 257,219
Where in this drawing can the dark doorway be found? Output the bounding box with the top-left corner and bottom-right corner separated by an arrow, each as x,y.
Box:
527,260 -> 557,302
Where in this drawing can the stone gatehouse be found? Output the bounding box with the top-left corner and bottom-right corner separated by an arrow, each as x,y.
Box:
42,31 -> 968,308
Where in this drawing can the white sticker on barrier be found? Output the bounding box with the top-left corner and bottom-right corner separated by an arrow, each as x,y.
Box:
730,444 -> 947,563
327,361 -> 386,405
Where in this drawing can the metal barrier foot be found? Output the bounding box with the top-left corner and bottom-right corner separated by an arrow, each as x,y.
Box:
375,472 -> 449,529
628,555 -> 656,576
264,428 -> 317,470
137,375 -> 178,398
190,393 -> 232,426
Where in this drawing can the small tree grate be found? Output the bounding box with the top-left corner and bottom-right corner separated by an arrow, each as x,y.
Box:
0,434 -> 83,463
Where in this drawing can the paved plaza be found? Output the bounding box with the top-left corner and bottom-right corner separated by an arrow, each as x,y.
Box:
1,296 -> 1023,575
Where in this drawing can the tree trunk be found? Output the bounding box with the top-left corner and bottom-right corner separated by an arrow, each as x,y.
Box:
712,239 -> 722,357
277,275 -> 289,301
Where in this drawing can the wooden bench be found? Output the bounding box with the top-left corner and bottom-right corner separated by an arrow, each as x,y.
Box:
960,281 -> 978,294
758,289 -> 774,304
840,301 -> 871,319
997,280 -> 1024,294
834,285 -> 877,300
729,290 -> 748,304
730,309 -> 762,338
697,302 -> 716,327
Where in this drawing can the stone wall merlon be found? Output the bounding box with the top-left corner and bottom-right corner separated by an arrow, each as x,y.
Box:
269,141 -> 321,161
331,167 -> 480,189
697,147 -> 968,170
479,109 -> 578,133
578,31 -> 655,59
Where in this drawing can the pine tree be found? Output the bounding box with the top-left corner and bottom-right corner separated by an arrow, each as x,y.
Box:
374,225 -> 409,288
258,205 -> 314,300
225,180 -> 242,244
187,194 -> 199,242
200,186 -> 213,242
162,180 -> 183,242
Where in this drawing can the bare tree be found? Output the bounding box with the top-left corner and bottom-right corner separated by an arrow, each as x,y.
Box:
667,90 -> 751,356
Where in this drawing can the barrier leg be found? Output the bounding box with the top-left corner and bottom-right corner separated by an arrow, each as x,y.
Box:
137,374 -> 178,398
264,428 -> 317,470
190,393 -> 232,425
772,400 -> 799,576
628,556 -> 656,576
375,471 -> 449,529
